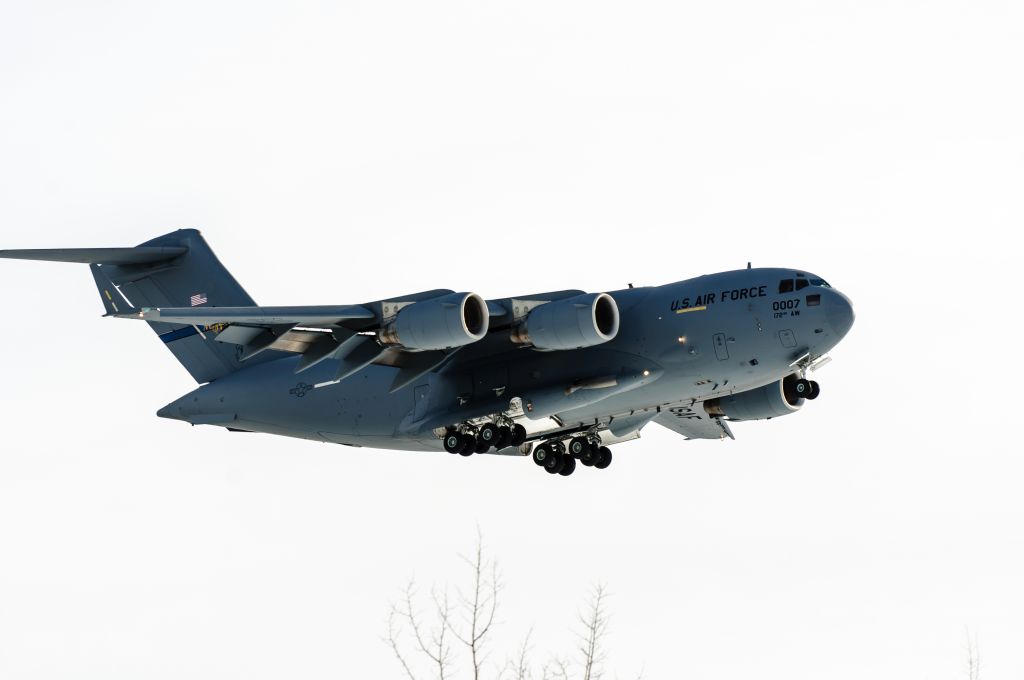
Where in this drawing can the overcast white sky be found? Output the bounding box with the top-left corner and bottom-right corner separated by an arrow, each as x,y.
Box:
1,1 -> 1022,678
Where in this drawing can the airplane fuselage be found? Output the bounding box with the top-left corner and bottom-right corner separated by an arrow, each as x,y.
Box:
159,267 -> 854,452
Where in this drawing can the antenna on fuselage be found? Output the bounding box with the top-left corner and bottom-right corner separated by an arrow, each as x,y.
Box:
747,261 -> 751,269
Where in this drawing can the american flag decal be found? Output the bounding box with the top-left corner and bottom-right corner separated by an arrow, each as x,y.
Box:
190,293 -> 208,306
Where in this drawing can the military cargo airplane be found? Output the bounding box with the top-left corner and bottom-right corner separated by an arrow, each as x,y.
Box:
1,230 -> 854,476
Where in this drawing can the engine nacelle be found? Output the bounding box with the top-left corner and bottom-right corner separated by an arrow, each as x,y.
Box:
510,293 -> 620,351
379,292 -> 489,351
703,375 -> 804,421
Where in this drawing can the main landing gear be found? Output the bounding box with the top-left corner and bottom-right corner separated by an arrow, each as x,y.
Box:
532,436 -> 611,476
443,421 -> 527,456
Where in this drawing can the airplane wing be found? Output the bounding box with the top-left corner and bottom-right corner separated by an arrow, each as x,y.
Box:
115,285 -> 612,392
653,404 -> 734,440
125,304 -> 377,326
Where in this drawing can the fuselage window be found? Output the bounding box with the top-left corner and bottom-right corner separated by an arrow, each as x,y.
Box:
779,279 -> 795,293
806,293 -> 821,306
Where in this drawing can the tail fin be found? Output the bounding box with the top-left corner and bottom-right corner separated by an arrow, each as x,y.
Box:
2,229 -> 261,383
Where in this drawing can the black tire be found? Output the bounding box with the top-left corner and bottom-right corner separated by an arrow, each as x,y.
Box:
510,424 -> 527,447
478,422 -> 500,446
543,451 -> 565,474
558,456 -> 577,476
568,437 -> 590,458
594,446 -> 612,469
579,443 -> 600,466
443,431 -> 463,454
807,381 -> 821,400
474,437 -> 490,454
495,426 -> 513,449
533,443 -> 552,466
794,378 -> 811,398
458,433 -> 476,456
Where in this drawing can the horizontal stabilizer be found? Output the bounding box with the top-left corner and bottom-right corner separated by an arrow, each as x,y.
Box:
0,246 -> 187,265
120,304 -> 376,326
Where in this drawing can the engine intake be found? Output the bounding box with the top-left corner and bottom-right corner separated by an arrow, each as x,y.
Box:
510,293 -> 620,351
704,374 -> 804,421
379,292 -> 489,351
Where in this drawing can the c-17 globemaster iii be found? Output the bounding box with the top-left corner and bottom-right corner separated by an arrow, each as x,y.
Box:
1,229 -> 854,476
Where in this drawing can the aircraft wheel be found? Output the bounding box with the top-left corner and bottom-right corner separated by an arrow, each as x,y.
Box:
478,422 -> 501,447
594,446 -> 612,469
558,456 -> 577,476
443,431 -> 463,454
568,437 -> 590,458
579,444 -> 600,467
474,437 -> 491,454
793,378 -> 812,399
807,381 -> 821,400
543,451 -> 565,474
495,426 -> 513,449
458,433 -> 476,456
533,443 -> 553,466
510,424 -> 527,447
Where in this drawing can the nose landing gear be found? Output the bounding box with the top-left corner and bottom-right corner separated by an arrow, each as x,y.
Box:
790,378 -> 821,401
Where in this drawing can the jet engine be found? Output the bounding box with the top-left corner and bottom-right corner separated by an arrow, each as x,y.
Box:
703,374 -> 805,421
378,292 -> 489,351
510,293 -> 620,351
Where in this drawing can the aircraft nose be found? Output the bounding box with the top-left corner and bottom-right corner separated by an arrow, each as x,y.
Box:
826,290 -> 855,338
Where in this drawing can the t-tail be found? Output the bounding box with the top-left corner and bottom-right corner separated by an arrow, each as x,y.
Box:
1,229 -> 256,383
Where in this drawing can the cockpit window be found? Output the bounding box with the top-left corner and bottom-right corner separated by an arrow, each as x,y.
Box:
780,277 -> 830,293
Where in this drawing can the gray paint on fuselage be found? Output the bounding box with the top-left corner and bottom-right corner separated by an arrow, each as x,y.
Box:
157,267 -> 853,450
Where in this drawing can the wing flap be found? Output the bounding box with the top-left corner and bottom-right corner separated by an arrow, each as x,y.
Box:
122,305 -> 376,325
654,404 -> 734,440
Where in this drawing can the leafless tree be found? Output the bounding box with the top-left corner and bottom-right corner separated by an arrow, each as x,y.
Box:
576,584 -> 609,680
447,534 -> 502,680
386,535 -> 638,680
964,626 -> 981,680
386,532 -> 500,680
387,580 -> 454,680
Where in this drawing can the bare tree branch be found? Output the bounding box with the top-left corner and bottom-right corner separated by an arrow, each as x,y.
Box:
964,626 -> 981,680
385,534 -> 639,680
385,579 -> 454,680
386,599 -> 421,680
577,584 -> 609,680
445,531 -> 502,680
